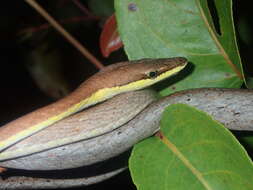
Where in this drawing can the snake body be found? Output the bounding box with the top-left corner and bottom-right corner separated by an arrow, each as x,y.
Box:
1,88 -> 253,189
0,57 -> 187,159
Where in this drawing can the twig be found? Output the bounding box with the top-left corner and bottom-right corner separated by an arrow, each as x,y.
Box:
24,0 -> 104,70
19,16 -> 98,34
72,0 -> 100,20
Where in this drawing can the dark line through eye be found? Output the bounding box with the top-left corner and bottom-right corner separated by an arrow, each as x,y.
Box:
148,71 -> 158,78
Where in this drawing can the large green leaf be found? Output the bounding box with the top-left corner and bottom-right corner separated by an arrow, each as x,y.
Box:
115,0 -> 244,95
129,104 -> 253,190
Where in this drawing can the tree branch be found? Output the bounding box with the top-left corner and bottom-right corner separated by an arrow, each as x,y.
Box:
24,0 -> 104,70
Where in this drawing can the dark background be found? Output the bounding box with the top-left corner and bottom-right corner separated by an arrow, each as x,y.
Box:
0,0 -> 252,189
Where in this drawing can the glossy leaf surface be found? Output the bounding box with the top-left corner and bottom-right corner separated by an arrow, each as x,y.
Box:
115,0 -> 245,95
100,14 -> 123,57
130,104 -> 253,190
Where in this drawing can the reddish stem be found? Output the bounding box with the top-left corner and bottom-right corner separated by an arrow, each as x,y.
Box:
19,16 -> 98,34
72,0 -> 100,20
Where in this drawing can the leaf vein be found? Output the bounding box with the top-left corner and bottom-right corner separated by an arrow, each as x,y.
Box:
195,0 -> 242,79
156,131 -> 213,190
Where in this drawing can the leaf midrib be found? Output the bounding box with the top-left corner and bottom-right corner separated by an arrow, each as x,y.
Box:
156,131 -> 213,190
195,0 -> 243,79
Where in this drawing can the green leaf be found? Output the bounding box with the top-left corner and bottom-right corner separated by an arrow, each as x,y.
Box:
115,0 -> 245,96
129,104 -> 253,190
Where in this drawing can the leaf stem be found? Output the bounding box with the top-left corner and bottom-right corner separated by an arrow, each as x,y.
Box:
72,0 -> 100,20
24,0 -> 104,70
19,16 -> 98,34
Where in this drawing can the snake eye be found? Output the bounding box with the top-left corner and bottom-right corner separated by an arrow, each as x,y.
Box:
148,71 -> 158,78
